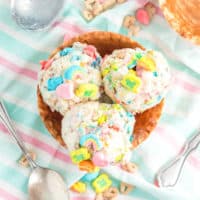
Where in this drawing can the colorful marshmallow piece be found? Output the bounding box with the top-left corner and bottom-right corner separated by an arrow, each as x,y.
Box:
92,174 -> 112,193
83,45 -> 97,58
112,104 -> 123,110
47,76 -> 63,91
153,71 -> 158,77
75,83 -> 98,98
102,67 -> 110,77
135,8 -> 150,25
80,133 -> 103,151
55,82 -> 74,99
97,115 -> 108,125
115,154 -> 124,162
81,167 -> 100,182
70,55 -> 81,62
110,63 -> 119,71
70,181 -> 86,193
79,160 -> 97,172
92,151 -> 109,167
40,58 -> 53,70
91,57 -> 101,68
70,147 -> 91,164
64,65 -> 84,80
137,56 -> 156,72
121,70 -> 142,93
60,47 -> 73,56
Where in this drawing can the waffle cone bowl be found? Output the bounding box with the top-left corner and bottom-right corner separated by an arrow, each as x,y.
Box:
160,0 -> 200,45
37,31 -> 164,148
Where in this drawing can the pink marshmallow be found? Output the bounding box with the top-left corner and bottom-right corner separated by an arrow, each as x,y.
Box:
40,58 -> 53,70
56,82 -> 74,99
135,8 -> 150,25
92,151 -> 109,167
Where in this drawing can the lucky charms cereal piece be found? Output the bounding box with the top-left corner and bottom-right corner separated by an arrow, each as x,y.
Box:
83,45 -> 97,58
60,47 -> 73,56
92,57 -> 101,68
18,151 -> 36,167
103,187 -> 119,199
144,2 -> 156,19
70,148 -> 91,164
75,83 -> 98,98
82,167 -> 100,182
97,114 -> 108,125
137,56 -> 156,71
83,10 -> 94,21
102,67 -> 111,77
128,25 -> 141,36
79,160 -> 96,172
40,58 -> 53,70
123,15 -> 135,28
80,133 -> 103,151
120,182 -> 134,194
55,82 -> 74,99
92,151 -> 109,167
135,8 -> 150,25
47,76 -> 63,91
121,162 -> 138,173
92,174 -> 112,193
121,70 -> 142,93
71,181 -> 86,193
64,65 -> 84,80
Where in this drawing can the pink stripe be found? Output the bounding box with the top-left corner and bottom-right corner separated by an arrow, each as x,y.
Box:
174,76 -> 200,93
0,123 -> 71,164
0,188 -> 19,200
0,56 -> 37,80
53,21 -> 86,34
156,126 -> 200,169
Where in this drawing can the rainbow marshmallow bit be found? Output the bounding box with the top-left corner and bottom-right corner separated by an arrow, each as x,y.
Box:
70,148 -> 91,164
80,133 -> 103,151
64,65 -> 84,80
92,174 -> 112,193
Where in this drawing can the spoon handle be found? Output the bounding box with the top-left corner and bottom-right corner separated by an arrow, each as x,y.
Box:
0,100 -> 37,169
156,130 -> 200,187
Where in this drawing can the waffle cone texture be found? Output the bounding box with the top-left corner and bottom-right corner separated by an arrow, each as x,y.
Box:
160,0 -> 200,45
37,31 -> 164,148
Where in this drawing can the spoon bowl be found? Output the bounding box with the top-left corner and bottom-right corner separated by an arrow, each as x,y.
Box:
11,0 -> 65,30
29,167 -> 69,200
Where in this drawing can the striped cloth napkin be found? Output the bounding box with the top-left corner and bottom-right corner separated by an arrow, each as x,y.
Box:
0,0 -> 200,199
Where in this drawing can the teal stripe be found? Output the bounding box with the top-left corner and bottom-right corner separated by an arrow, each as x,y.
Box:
0,161 -> 28,194
2,100 -> 50,137
0,30 -> 49,63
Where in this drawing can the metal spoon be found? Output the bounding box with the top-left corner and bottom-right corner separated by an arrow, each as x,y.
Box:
156,130 -> 200,187
11,0 -> 65,30
0,101 -> 69,200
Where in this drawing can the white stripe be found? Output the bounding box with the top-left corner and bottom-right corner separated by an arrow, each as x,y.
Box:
0,22 -> 52,53
14,122 -> 69,155
0,48 -> 39,71
0,180 -> 27,200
